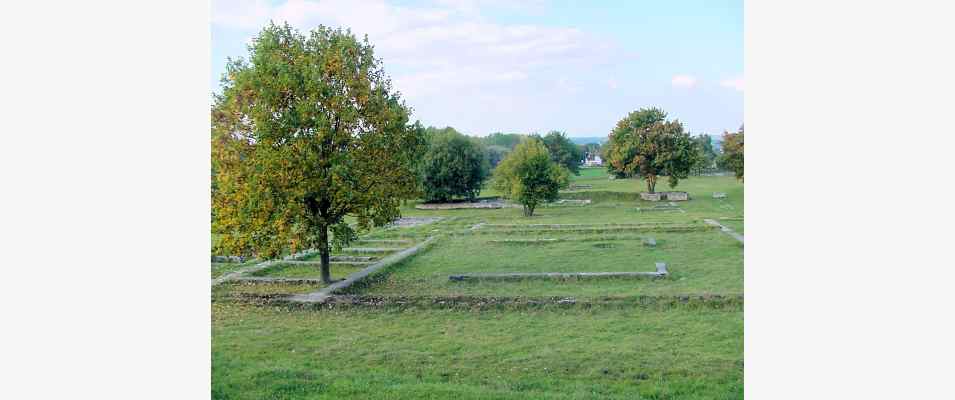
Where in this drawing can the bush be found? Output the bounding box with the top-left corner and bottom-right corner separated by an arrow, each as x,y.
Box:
492,138 -> 569,216
420,127 -> 488,202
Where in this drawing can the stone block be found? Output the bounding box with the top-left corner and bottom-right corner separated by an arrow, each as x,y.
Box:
664,191 -> 689,201
639,192 -> 663,201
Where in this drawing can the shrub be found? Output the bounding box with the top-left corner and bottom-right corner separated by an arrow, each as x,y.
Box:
420,127 -> 488,202
492,138 -> 569,216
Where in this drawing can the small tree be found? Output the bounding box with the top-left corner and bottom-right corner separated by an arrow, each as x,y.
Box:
718,125 -> 744,180
540,130 -> 584,175
603,107 -> 698,193
492,138 -> 569,216
211,23 -> 426,284
420,127 -> 488,202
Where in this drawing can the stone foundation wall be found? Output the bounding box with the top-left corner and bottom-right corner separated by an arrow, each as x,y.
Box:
664,191 -> 689,201
639,192 -> 663,201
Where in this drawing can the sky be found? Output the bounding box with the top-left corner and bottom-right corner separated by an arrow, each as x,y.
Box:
211,0 -> 743,138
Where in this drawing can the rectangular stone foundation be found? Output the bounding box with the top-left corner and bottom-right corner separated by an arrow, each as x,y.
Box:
449,263 -> 668,281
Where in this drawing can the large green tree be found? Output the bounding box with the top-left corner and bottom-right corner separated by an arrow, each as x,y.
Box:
539,130 -> 584,175
603,107 -> 698,193
420,127 -> 488,202
492,138 -> 569,217
718,125 -> 744,180
211,23 -> 426,283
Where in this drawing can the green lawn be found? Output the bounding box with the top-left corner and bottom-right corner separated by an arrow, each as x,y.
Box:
213,281 -> 327,297
251,262 -> 366,280
213,303 -> 743,400
387,171 -> 743,229
355,230 -> 742,298
212,173 -> 744,399
212,259 -> 259,279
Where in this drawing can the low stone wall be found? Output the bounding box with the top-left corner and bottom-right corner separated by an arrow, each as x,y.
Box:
211,255 -> 248,263
545,199 -> 591,206
474,224 -> 710,235
415,201 -> 504,210
664,191 -> 689,201
268,294 -> 745,310
211,248 -> 319,286
635,204 -> 683,213
489,238 -> 561,245
448,264 -> 668,282
388,217 -> 443,227
276,260 -> 374,266
639,192 -> 663,201
639,192 -> 689,201
703,219 -> 744,245
287,236 -> 439,303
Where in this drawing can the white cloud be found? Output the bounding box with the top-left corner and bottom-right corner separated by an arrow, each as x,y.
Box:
211,0 -> 274,30
212,0 -> 622,133
671,74 -> 698,89
720,76 -> 745,92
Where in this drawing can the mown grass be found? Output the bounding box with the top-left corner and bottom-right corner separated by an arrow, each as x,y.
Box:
354,230 -> 741,298
212,173 -> 744,399
213,302 -> 743,400
211,259 -> 259,279
250,262 -> 362,279
720,220 -> 744,234
391,172 -> 743,228
213,281 -> 326,297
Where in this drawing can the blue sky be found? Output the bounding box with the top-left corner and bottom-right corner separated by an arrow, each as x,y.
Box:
212,0 -> 742,137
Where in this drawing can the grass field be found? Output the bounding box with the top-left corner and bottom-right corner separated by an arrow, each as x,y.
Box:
212,170 -> 744,399
213,304 -> 742,400
212,260 -> 260,279
355,231 -> 741,298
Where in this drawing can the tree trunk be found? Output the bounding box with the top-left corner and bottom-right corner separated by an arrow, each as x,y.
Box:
318,222 -> 332,284
523,203 -> 536,217
646,175 -> 657,193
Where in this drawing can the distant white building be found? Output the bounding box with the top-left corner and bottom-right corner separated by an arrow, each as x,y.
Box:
583,154 -> 603,167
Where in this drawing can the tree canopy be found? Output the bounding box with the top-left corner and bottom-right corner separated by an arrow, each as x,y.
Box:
482,132 -> 525,150
603,107 -> 699,193
538,131 -> 584,175
484,145 -> 510,169
492,138 -> 569,217
718,125 -> 744,180
211,23 -> 426,283
419,126 -> 488,202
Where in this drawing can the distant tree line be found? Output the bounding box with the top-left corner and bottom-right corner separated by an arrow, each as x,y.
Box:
416,127 -> 586,206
